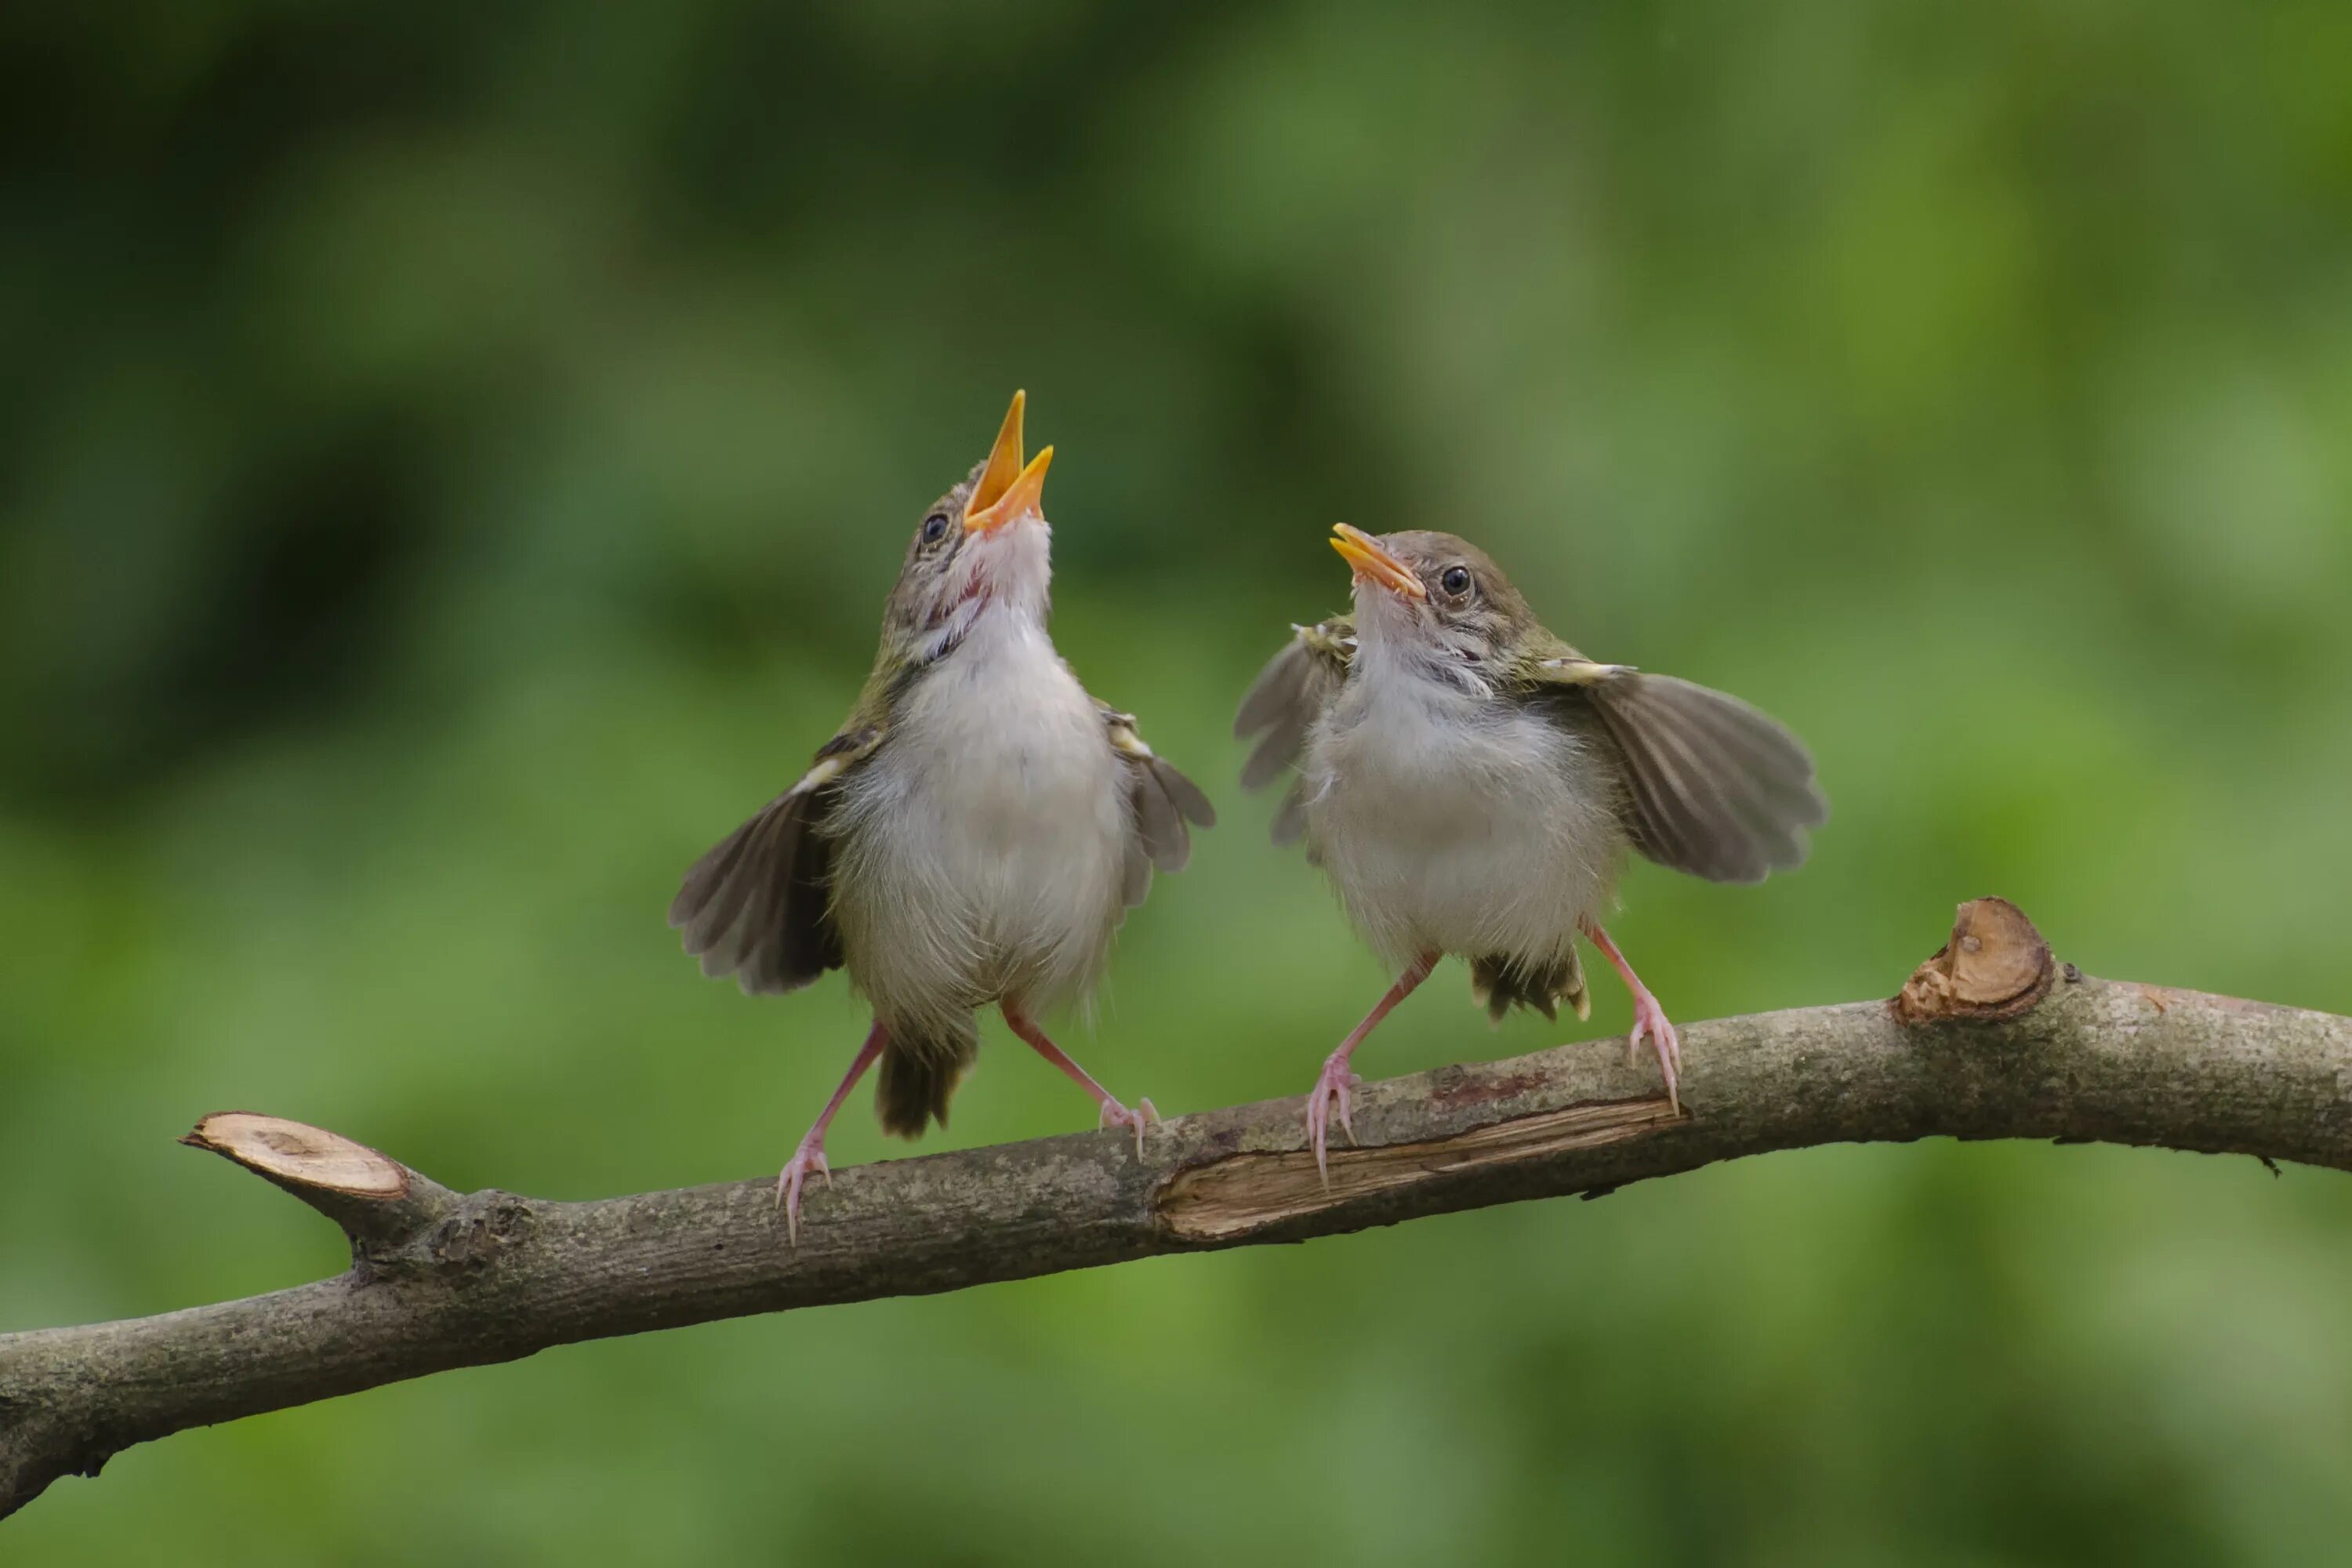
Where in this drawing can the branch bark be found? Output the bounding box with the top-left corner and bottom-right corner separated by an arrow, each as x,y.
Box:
3,899 -> 2347,1520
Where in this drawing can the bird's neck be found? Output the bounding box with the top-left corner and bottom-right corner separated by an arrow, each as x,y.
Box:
1349,581 -> 1507,700
911,582 -> 1051,674
909,524 -> 1054,668
1354,619 -> 1497,704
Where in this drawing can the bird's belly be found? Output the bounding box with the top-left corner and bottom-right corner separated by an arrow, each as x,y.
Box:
831,643 -> 1127,1023
1305,700 -> 1620,969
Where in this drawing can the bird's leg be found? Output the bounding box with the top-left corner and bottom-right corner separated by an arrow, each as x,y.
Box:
1000,1005 -> 1159,1157
1306,952 -> 1438,1186
1581,920 -> 1681,1111
778,1018 -> 888,1247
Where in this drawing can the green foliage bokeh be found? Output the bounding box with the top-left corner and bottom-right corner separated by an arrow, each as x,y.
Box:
5,2 -> 2350,1562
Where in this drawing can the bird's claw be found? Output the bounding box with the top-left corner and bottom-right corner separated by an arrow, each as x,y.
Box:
775,1134 -> 833,1249
1627,995 -> 1682,1112
1305,1051 -> 1363,1189
1098,1095 -> 1160,1158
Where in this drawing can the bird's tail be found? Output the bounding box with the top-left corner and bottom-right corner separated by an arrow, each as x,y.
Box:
1470,950 -> 1592,1025
874,1017 -> 978,1139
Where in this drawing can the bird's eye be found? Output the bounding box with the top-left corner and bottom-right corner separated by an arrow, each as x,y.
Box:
920,513 -> 952,546
1440,565 -> 1472,596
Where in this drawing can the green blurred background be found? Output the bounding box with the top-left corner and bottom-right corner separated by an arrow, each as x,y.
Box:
5,2 -> 2350,1562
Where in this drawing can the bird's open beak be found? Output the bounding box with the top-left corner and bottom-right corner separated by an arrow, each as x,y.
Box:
964,390 -> 1054,534
1330,523 -> 1425,599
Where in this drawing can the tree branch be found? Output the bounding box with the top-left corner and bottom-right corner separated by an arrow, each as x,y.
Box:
4,898 -> 2347,1520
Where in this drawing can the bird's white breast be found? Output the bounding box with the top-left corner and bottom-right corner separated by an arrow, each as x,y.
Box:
831,613 -> 1128,1030
1303,649 -> 1621,971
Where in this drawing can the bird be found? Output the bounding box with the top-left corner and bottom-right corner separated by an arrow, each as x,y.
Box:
1235,523 -> 1825,1178
670,391 -> 1215,1240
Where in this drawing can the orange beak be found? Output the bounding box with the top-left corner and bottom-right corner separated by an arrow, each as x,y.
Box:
963,390 -> 1054,534
1330,523 -> 1425,599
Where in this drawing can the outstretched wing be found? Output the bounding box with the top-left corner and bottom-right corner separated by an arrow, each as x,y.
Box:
1099,704 -> 1218,907
1529,655 -> 1826,884
668,725 -> 881,995
1232,616 -> 1355,846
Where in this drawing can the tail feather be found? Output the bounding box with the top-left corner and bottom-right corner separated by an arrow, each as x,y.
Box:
1470,951 -> 1592,1025
874,1018 -> 978,1139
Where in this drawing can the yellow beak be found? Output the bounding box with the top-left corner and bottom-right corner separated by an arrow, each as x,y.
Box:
964,390 -> 1054,534
1330,523 -> 1425,599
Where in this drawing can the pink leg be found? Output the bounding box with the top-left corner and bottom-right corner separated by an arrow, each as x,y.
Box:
1581,921 -> 1681,1111
778,1019 -> 887,1247
1306,953 -> 1438,1185
1000,1005 -> 1159,1157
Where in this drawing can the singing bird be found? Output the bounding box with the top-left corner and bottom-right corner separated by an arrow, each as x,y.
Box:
1236,524 -> 1824,1176
672,393 -> 1214,1239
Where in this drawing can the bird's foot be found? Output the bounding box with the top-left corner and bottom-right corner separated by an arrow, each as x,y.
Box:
1097,1095 -> 1160,1158
1304,1050 -> 1363,1188
775,1131 -> 833,1248
1626,993 -> 1682,1112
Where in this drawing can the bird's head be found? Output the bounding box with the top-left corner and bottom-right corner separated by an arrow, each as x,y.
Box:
881,390 -> 1057,665
1328,524 -> 1543,681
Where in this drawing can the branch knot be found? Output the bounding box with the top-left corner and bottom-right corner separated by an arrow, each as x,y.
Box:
1892,897 -> 2057,1026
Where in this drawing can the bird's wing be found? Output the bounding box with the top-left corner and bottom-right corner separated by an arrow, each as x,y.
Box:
1527,653 -> 1827,884
1098,702 -> 1218,907
1232,616 -> 1355,846
668,724 -> 882,995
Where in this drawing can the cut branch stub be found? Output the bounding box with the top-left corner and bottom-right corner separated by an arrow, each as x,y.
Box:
183,1112 -> 411,1197
181,1112 -> 456,1248
1892,896 -> 2057,1025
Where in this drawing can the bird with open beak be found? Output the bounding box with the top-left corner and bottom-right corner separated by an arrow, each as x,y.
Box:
672,392 -> 1214,1240
1236,524 -> 1825,1177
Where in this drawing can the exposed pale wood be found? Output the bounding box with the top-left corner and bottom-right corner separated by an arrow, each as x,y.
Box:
3,900 -> 2347,1522
179,1112 -> 458,1251
1160,1096 -> 1684,1241
1893,896 -> 2056,1023
180,1113 -> 410,1199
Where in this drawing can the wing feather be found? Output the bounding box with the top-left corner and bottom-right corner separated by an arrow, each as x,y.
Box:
1536,668 -> 1826,884
695,800 -> 802,975
1233,619 -> 1353,833
671,727 -> 878,996
1101,706 -> 1217,904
